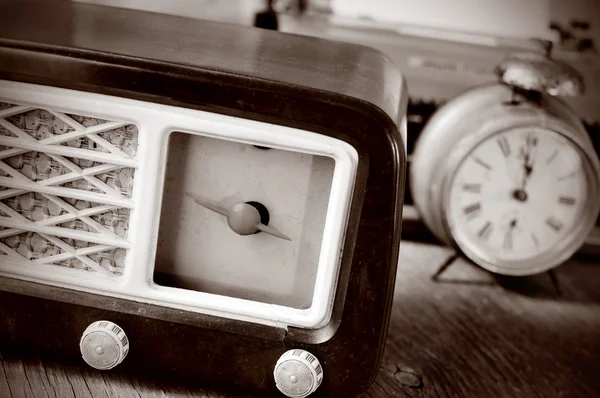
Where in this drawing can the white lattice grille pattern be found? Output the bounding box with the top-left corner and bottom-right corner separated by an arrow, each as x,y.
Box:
0,102 -> 138,276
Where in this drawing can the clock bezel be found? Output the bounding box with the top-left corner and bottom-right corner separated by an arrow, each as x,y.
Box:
440,121 -> 600,275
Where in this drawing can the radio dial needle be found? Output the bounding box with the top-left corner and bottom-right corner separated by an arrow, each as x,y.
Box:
185,192 -> 291,241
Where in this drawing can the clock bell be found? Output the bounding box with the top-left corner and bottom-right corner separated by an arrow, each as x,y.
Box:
0,1 -> 407,397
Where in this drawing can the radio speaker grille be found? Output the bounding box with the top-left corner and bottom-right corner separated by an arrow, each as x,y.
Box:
0,102 -> 138,276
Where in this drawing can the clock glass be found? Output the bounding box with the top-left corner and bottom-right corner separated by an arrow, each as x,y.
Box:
446,127 -> 592,275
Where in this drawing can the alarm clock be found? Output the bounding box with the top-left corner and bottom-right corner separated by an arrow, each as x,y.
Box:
274,8 -> 600,275
410,49 -> 600,276
0,1 -> 407,397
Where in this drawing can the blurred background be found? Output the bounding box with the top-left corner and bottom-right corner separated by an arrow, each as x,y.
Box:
72,0 -> 600,45
72,0 -> 600,250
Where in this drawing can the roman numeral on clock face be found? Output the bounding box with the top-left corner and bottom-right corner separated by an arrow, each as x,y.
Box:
473,157 -> 492,170
525,134 -> 537,147
497,137 -> 511,157
546,149 -> 559,164
463,203 -> 481,219
546,217 -> 563,232
558,196 -> 576,205
477,221 -> 492,240
531,233 -> 539,248
558,170 -> 579,181
462,183 -> 481,193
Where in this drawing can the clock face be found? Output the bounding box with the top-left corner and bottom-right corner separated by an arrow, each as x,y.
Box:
149,128 -> 358,329
446,127 -> 590,274
154,133 -> 335,310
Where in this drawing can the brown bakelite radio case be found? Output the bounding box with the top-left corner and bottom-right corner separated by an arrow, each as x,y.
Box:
0,1 -> 406,397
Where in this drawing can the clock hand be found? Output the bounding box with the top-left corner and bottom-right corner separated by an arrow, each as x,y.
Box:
515,135 -> 536,200
520,135 -> 537,188
518,148 -> 531,188
524,154 -> 534,184
256,223 -> 291,241
186,192 -> 291,241
512,148 -> 530,201
185,192 -> 229,216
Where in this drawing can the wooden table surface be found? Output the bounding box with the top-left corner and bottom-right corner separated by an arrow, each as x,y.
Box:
1,241 -> 599,398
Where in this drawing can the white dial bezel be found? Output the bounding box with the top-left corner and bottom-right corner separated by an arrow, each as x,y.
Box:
0,79 -> 359,329
441,123 -> 600,276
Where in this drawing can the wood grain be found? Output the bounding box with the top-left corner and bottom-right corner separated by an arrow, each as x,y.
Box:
2,241 -> 599,397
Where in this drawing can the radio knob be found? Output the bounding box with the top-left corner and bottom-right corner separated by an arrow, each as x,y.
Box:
274,349 -> 323,397
79,321 -> 129,370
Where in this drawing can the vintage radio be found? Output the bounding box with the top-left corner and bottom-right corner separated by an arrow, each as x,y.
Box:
278,8 -> 600,275
0,1 -> 407,397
